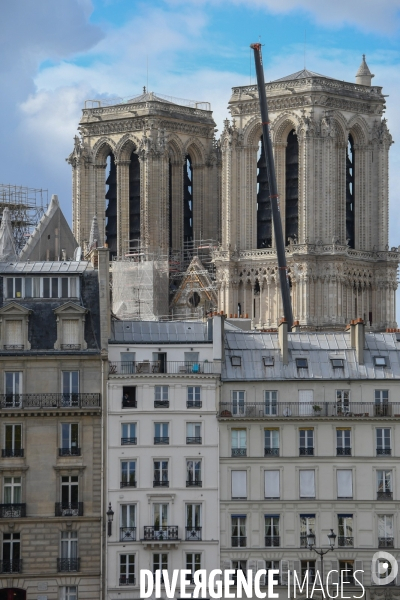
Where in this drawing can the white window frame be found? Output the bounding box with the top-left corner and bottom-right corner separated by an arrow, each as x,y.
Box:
232,390 -> 245,415
187,386 -> 201,406
376,428 -> 391,454
265,391 -> 278,415
59,586 -> 78,600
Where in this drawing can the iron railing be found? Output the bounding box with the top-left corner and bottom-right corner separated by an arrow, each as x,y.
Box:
59,447 -> 81,456
122,398 -> 137,408
337,448 -> 352,456
378,537 -> 394,548
299,447 -> 314,456
1,448 -> 24,458
154,437 -> 169,444
153,480 -> 169,487
142,526 -> 179,541
232,536 -> 247,547
109,361 -> 216,375
264,448 -> 279,456
377,448 -> 391,455
120,527 -> 137,541
120,480 -> 136,488
232,448 -> 246,457
119,575 -> 135,585
187,401 -> 202,408
185,527 -> 202,541
0,393 -> 100,409
265,536 -> 280,547
186,480 -> 202,487
218,401 -> 400,418
0,504 -> 26,518
55,502 -> 83,517
57,558 -> 80,572
121,437 -> 137,445
377,491 -> 393,500
186,437 -> 202,444
154,400 -> 170,408
338,536 -> 354,547
0,559 -> 22,573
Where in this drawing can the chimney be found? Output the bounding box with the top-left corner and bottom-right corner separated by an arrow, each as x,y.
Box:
349,320 -> 356,348
355,318 -> 365,365
292,320 -> 300,332
278,318 -> 288,365
212,314 -> 225,374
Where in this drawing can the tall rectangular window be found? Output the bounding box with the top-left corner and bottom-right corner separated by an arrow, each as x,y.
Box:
338,514 -> 353,547
3,424 -> 22,457
264,470 -> 280,499
60,587 -> 77,600
121,423 -> 137,445
120,554 -> 135,585
62,371 -> 79,406
154,386 -> 169,407
186,553 -> 201,582
153,553 -> 168,581
337,470 -> 353,498
265,391 -> 277,415
153,503 -> 168,529
375,390 -> 389,416
336,390 -> 350,414
376,428 -> 391,455
339,561 -> 354,585
3,477 -> 21,504
231,471 -> 247,499
336,428 -> 351,456
60,423 -> 79,456
60,531 -> 78,567
231,515 -> 247,547
154,423 -> 169,444
154,461 -> 168,487
301,560 -> 316,584
231,429 -> 247,457
120,352 -> 135,375
2,533 -> 20,573
187,386 -> 201,408
265,515 -> 280,547
62,319 -> 80,349
121,461 -> 136,488
61,475 -> 79,514
300,515 -> 315,547
186,504 -> 201,540
120,505 -> 136,541
299,429 -> 314,456
377,470 -> 392,500
186,422 -> 202,444
5,372 -> 22,407
4,320 -> 23,348
232,391 -> 245,415
186,460 -> 201,487
378,515 -> 394,548
299,470 -> 315,498
264,429 -> 279,456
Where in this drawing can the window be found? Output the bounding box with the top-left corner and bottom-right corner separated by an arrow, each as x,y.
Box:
154,461 -> 168,487
375,390 -> 389,416
186,553 -> 201,583
120,352 -> 135,374
337,470 -> 353,498
187,386 -> 201,408
232,390 -> 245,415
186,423 -> 202,444
300,515 -> 315,547
60,587 -> 78,600
231,470 -> 247,499
378,515 -> 394,548
299,429 -> 314,456
121,505 -> 136,541
298,390 -> 314,415
5,372 -> 22,407
339,561 -> 354,585
336,390 -> 350,415
301,560 -> 316,583
61,319 -> 80,349
186,460 -> 201,487
60,423 -> 79,456
299,470 -> 315,498
231,429 -> 247,457
153,553 -> 168,581
265,470 -> 280,499
264,429 -> 279,456
120,554 -> 135,585
231,356 -> 241,366
4,476 -> 21,504
263,356 -> 274,367
331,358 -> 344,368
337,428 -> 351,456
265,391 -> 277,415
2,532 -> 20,573
266,561 -> 280,585
62,372 -> 79,406
338,514 -> 353,547
374,356 -> 388,367
232,560 -> 247,584
186,504 -> 201,540
231,515 -> 246,547
121,423 -> 137,445
376,428 -> 391,455
154,386 -> 169,408
377,470 -> 393,500
4,276 -> 79,299
4,320 -> 23,349
60,475 -> 80,515
296,358 -> 308,368
185,352 -> 199,368
59,531 -> 78,572
122,386 -> 136,408
121,461 -> 136,488
3,424 -> 23,457
154,423 -> 169,444
153,503 -> 168,531
265,515 -> 280,547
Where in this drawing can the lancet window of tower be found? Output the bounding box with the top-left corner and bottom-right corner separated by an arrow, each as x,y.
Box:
184,155 -> 193,242
285,130 -> 299,245
105,153 -> 117,257
129,150 -> 140,251
257,137 -> 272,248
346,134 -> 355,249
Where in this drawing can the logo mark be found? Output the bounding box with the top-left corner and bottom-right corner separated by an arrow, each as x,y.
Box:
371,551 -> 398,586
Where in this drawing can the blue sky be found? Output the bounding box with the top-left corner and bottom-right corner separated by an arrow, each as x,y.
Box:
1,0 -> 400,242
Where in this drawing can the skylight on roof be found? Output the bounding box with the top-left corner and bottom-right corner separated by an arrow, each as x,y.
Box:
231,356 -> 241,367
263,356 -> 274,367
296,358 -> 308,369
374,356 -> 388,367
331,358 -> 344,368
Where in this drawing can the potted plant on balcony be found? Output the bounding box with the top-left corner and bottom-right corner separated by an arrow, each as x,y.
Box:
312,404 -> 322,415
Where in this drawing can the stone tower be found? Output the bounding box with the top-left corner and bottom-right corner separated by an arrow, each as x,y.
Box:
214,57 -> 398,330
68,90 -> 220,258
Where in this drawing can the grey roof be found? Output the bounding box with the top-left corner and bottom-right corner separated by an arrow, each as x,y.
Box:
127,91 -> 174,104
110,320 -> 211,344
223,331 -> 400,380
0,261 -> 93,274
272,69 -> 334,82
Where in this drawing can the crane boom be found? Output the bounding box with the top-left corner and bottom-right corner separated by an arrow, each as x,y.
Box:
250,43 -> 294,329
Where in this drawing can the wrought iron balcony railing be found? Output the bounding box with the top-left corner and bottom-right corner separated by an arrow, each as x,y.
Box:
377,491 -> 393,500
57,558 -> 80,572
299,447 -> 314,456
187,401 -> 202,408
120,480 -> 136,488
109,361 -> 216,375
0,559 -> 22,573
0,393 -> 100,409
185,527 -> 202,541
264,448 -> 279,456
154,437 -> 169,444
142,526 -> 179,541
231,536 -> 247,547
119,575 -> 136,586
1,448 -> 24,458
120,527 -> 136,542
121,437 -> 137,445
59,447 -> 81,456
153,480 -> 169,487
377,448 -> 391,456
186,480 -> 202,487
337,448 -> 352,456
265,536 -> 280,547
0,504 -> 26,518
55,502 -> 83,517
231,448 -> 246,457
338,536 -> 354,547
154,400 -> 170,408
122,398 -> 137,408
218,401 -> 400,419
186,437 -> 202,444
378,537 -> 394,548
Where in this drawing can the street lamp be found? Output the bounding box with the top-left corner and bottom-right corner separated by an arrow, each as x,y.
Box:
307,529 -> 336,585
107,502 -> 114,537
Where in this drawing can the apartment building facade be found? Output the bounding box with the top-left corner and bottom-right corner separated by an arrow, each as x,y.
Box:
219,321 -> 400,599
106,317 -> 224,599
0,259 -> 105,600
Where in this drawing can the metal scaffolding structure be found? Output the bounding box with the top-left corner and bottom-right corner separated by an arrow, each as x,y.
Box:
0,184 -> 48,254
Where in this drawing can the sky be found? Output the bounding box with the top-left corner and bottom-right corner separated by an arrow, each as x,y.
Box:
1,0 -> 400,250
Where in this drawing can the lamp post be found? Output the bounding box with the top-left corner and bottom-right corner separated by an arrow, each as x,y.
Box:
307,529 -> 336,586
107,502 -> 114,537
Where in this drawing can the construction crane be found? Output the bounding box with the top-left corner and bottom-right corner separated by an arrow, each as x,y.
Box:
250,43 -> 294,329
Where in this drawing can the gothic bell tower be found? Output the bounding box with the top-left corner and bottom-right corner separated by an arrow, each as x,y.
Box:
214,56 -> 398,330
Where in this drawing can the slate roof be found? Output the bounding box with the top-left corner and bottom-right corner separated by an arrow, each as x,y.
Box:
223,330 -> 400,380
110,320 -> 212,344
0,261 -> 93,274
272,69 -> 334,82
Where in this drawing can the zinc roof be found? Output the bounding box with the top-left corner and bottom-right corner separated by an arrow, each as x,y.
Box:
0,261 -> 92,274
111,320 -> 211,344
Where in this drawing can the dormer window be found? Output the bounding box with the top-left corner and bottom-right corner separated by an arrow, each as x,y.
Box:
374,357 -> 388,367
0,303 -> 31,351
331,359 -> 344,368
296,358 -> 308,369
54,302 -> 87,351
231,356 -> 241,367
4,276 -> 79,299
263,356 -> 274,367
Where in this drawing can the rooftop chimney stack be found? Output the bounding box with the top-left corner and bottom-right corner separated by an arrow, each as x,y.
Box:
355,318 -> 365,365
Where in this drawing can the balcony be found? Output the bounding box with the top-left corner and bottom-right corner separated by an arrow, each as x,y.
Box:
231,536 -> 247,547
153,480 -> 169,487
264,448 -> 279,457
0,504 -> 26,518
121,437 -> 137,445
379,537 -> 394,548
377,491 -> 393,500
55,502 -> 83,517
154,437 -> 169,444
1,448 -> 24,458
142,526 -> 179,542
377,449 -> 391,456
0,559 -> 22,573
265,536 -> 280,547
120,480 -> 136,488
120,527 -> 137,542
186,480 -> 202,487
109,361 -> 216,376
122,398 -> 137,408
337,448 -> 352,456
154,400 -> 169,408
299,448 -> 314,456
218,401 -> 400,419
186,437 -> 202,444
338,536 -> 354,547
185,527 -> 202,541
187,401 -> 202,408
59,447 -> 81,456
0,393 -> 100,410
57,558 -> 80,572
119,575 -> 136,586
231,448 -> 246,457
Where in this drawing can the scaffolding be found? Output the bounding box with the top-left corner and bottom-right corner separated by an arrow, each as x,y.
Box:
0,185 -> 48,254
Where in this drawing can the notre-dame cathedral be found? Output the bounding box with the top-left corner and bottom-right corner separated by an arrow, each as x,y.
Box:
67,56 -> 398,331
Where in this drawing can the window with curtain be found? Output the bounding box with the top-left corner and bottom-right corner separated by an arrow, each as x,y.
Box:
3,476 -> 21,504
265,391 -> 278,415
300,514 -> 315,547
61,531 -> 78,559
265,429 -> 279,456
265,515 -> 280,546
338,515 -> 353,546
265,470 -> 280,499
231,471 -> 247,499
376,428 -> 391,455
378,515 -> 394,547
377,470 -> 392,499
337,470 -> 353,498
336,428 -> 351,455
299,470 -> 315,498
62,319 -> 80,348
231,429 -> 247,456
231,515 -> 247,547
4,320 -> 23,347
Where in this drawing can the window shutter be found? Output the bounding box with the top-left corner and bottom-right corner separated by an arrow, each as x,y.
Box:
354,560 -> 363,586
265,470 -> 280,498
337,470 -> 353,497
280,560 -> 290,585
5,320 -> 23,345
330,560 -> 339,584
299,470 -> 315,497
257,560 -> 266,586
62,319 -> 80,345
231,471 -> 247,499
293,560 -> 301,585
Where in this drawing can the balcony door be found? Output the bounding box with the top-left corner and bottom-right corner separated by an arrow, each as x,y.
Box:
0,590 -> 26,600
153,503 -> 168,539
